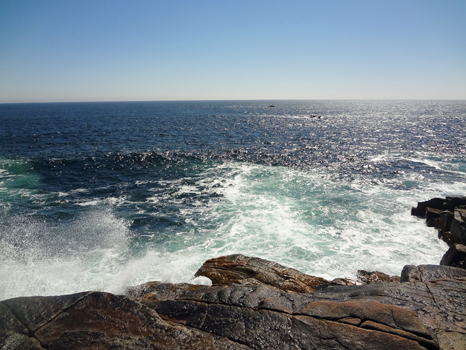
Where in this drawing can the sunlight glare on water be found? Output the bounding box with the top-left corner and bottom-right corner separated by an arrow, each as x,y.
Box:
0,100 -> 465,300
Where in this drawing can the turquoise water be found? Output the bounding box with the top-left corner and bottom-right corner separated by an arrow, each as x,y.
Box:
0,100 -> 465,300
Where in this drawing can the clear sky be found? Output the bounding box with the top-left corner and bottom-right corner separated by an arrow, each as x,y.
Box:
1,0 -> 465,103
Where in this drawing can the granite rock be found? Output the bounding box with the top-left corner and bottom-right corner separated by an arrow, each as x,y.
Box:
3,256 -> 466,349
136,276 -> 459,350
440,244 -> 466,268
411,198 -> 445,217
1,291 -> 251,350
412,196 -> 466,247
451,209 -> 466,245
356,269 -> 401,284
444,196 -> 466,212
194,254 -> 330,292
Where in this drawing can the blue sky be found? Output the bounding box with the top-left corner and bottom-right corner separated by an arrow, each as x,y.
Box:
1,0 -> 465,102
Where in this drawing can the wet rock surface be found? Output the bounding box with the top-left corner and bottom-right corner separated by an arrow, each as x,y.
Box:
2,258 -> 466,350
2,197 -> 466,349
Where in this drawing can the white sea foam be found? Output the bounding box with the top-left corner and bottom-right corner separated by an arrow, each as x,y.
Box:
141,161 -> 450,280
76,196 -> 128,207
2,100 -> 466,301
0,160 -> 460,301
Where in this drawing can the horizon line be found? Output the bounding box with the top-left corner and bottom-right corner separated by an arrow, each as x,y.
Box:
2,98 -> 466,105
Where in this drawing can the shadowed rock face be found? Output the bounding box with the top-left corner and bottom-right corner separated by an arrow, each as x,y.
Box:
412,196 -> 466,272
2,257 -> 465,350
412,196 -> 466,249
1,291 -> 251,350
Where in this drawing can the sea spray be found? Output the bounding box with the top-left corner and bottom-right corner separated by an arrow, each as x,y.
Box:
0,209 -> 131,299
0,100 -> 465,300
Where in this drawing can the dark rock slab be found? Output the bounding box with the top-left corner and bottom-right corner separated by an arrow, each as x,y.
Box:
401,264 -> 466,282
297,299 -> 429,336
0,302 -> 44,350
194,254 -> 329,292
2,291 -> 251,350
425,207 -> 443,227
150,296 -> 434,349
291,314 -> 431,350
2,292 -> 91,332
1,292 -> 91,349
437,211 -> 454,245
444,196 -> 466,211
451,209 -> 466,245
412,198 -> 445,217
139,281 -> 441,350
312,278 -> 466,349
440,244 -> 466,268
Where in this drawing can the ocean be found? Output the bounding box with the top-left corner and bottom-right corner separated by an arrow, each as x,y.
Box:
1,100 -> 465,301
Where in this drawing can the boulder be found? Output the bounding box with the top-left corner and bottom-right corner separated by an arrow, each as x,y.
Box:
437,211 -> 454,244
440,244 -> 466,268
356,269 -> 400,284
451,209 -> 466,245
443,196 -> 466,211
425,207 -> 443,227
411,198 -> 445,217
194,254 -> 330,292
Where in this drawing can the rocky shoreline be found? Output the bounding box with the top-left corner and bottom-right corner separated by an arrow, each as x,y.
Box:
411,196 -> 466,269
1,197 -> 466,350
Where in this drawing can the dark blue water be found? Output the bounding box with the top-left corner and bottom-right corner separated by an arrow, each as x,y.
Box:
1,100 -> 465,300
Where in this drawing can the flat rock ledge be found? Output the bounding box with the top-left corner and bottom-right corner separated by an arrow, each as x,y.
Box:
2,258 -> 465,350
2,197 -> 466,350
